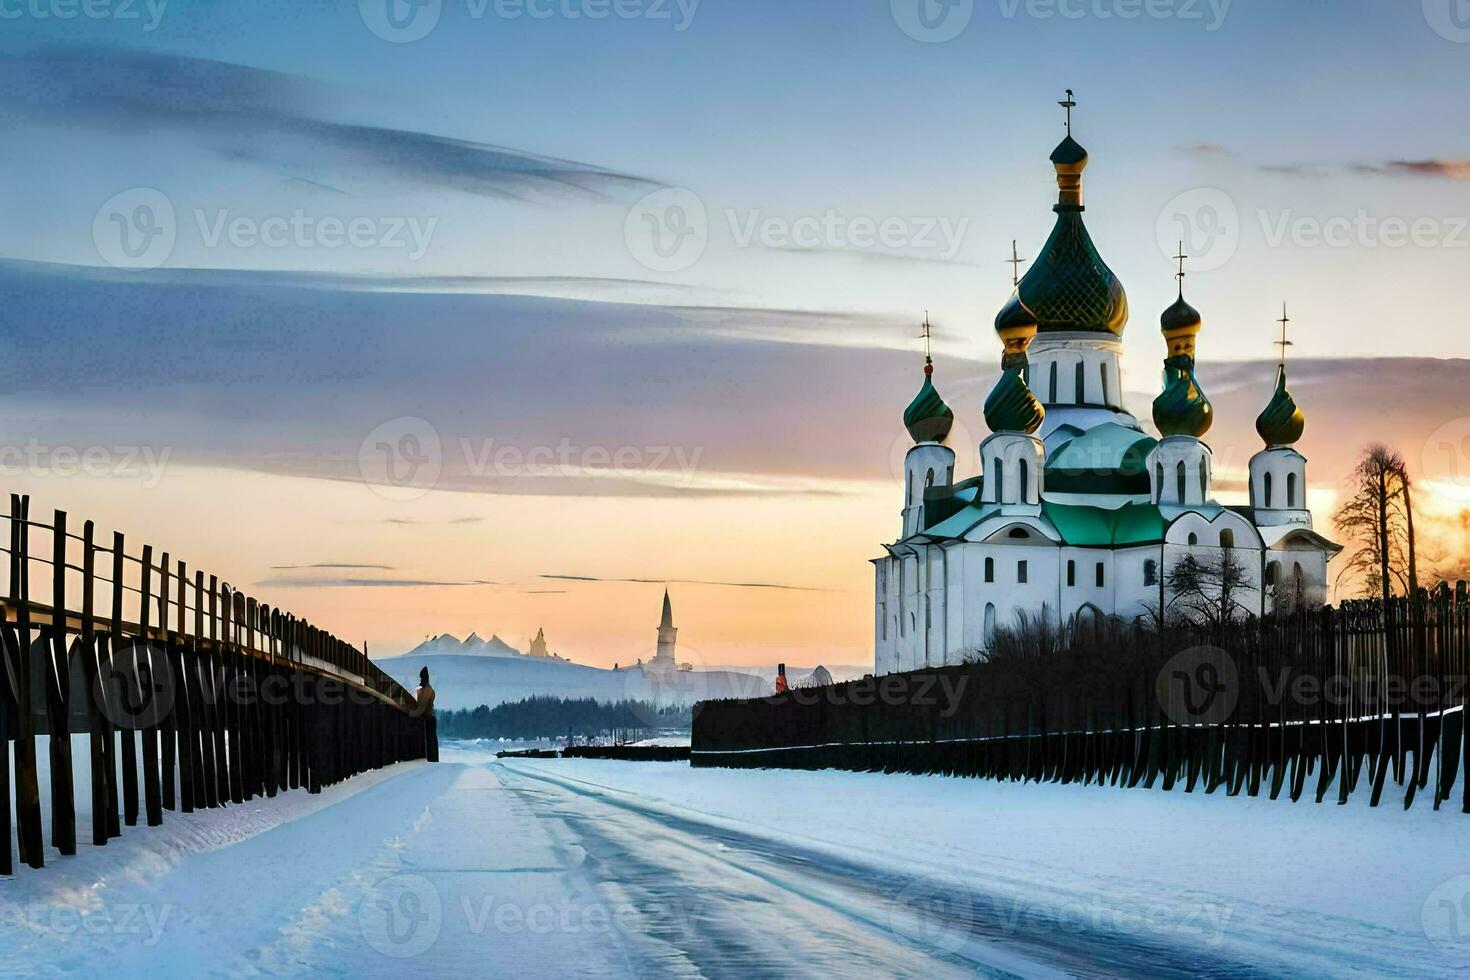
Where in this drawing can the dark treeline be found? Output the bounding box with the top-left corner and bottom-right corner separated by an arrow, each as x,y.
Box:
438,696 -> 691,740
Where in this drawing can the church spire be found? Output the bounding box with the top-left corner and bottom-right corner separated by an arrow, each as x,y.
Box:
987,245 -> 1045,435
660,587 -> 673,629
1015,90 -> 1129,337
1256,304 -> 1305,447
903,313 -> 955,444
1152,245 -> 1213,438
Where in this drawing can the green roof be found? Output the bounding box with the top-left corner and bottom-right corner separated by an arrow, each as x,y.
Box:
1042,500 -> 1166,547
1044,422 -> 1157,494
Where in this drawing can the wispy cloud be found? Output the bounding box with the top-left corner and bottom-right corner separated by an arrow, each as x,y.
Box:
1178,143 -> 1236,158
270,562 -> 396,570
0,47 -> 661,202
256,577 -> 499,589
1352,159 -> 1470,181
540,574 -> 832,592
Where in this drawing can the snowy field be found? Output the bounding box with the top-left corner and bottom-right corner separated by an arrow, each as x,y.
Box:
1,738 -> 1468,976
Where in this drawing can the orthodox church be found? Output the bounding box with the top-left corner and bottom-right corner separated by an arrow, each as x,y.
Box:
874,98 -> 1341,675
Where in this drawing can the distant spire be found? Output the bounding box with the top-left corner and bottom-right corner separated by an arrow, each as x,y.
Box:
660,588 -> 673,629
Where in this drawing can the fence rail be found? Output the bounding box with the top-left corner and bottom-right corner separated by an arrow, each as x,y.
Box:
0,494 -> 428,875
692,584 -> 1470,815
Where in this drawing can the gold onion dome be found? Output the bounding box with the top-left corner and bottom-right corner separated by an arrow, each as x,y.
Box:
1151,285 -> 1212,438
903,364 -> 955,444
1256,366 -> 1305,447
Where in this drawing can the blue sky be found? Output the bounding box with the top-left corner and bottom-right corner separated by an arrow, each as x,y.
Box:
0,1 -> 1466,661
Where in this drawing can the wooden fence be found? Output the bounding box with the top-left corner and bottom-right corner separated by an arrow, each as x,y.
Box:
692,584 -> 1470,813
0,494 -> 428,875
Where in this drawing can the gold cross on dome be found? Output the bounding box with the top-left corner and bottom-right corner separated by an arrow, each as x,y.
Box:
1174,241 -> 1188,287
1007,240 -> 1027,287
1275,303 -> 1294,367
921,312 -> 933,364
1059,89 -> 1077,135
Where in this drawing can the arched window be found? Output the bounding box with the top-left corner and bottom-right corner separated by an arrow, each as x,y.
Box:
1155,463 -> 1164,504
1287,472 -> 1298,508
984,603 -> 997,645
1018,460 -> 1029,501
1293,562 -> 1305,605
1074,361 -> 1085,403
1176,461 -> 1187,503
1220,529 -> 1234,549
1049,362 -> 1058,402
994,458 -> 1004,501
1144,558 -> 1158,586
984,557 -> 995,583
925,467 -> 935,489
1008,528 -> 1029,539
1200,466 -> 1208,501
1100,363 -> 1110,406
1188,532 -> 1199,546
1263,471 -> 1273,509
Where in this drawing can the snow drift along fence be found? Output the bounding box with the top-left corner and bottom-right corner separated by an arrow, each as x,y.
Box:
693,585 -> 1470,813
0,494 -> 428,875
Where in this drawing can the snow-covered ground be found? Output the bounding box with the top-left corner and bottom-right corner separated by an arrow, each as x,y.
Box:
3,739 -> 1468,976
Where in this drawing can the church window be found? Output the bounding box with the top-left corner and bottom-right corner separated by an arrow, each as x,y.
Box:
1176,461 -> 1187,503
984,603 -> 997,644
1200,466 -> 1208,501
1287,472 -> 1298,508
1144,559 -> 1158,586
1049,362 -> 1058,401
926,468 -> 935,489
1220,529 -> 1235,549
1100,363 -> 1110,406
1096,562 -> 1105,587
984,557 -> 995,583
1155,463 -> 1164,504
994,458 -> 1004,500
1066,560 -> 1076,587
1074,362 -> 1085,403
1008,528 -> 1028,539
1018,560 -> 1028,584
1263,472 -> 1273,508
1019,460 -> 1029,501
1188,532 -> 1199,546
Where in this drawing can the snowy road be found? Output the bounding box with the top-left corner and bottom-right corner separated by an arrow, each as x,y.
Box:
4,742 -> 1468,976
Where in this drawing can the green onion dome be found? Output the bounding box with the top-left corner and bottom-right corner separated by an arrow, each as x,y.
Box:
1160,293 -> 1202,356
984,362 -> 1045,435
1255,366 -> 1305,447
904,365 -> 955,444
1014,136 -> 1129,337
1152,355 -> 1213,438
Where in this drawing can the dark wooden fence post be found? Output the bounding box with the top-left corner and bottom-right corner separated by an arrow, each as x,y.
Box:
13,494 -> 45,868
47,510 -> 77,856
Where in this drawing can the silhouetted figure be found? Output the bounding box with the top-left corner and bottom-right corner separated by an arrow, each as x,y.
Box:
414,667 -> 439,763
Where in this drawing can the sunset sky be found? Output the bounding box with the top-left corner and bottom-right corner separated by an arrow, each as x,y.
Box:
0,1 -> 1467,666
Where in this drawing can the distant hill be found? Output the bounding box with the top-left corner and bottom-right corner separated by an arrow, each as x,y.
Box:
404,633 -> 527,658
380,652 -> 770,712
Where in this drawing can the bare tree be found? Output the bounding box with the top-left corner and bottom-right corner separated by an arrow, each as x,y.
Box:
1164,550 -> 1256,631
1333,443 -> 1412,600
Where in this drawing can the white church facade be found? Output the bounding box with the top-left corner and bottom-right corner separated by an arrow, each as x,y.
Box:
874,101 -> 1341,676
